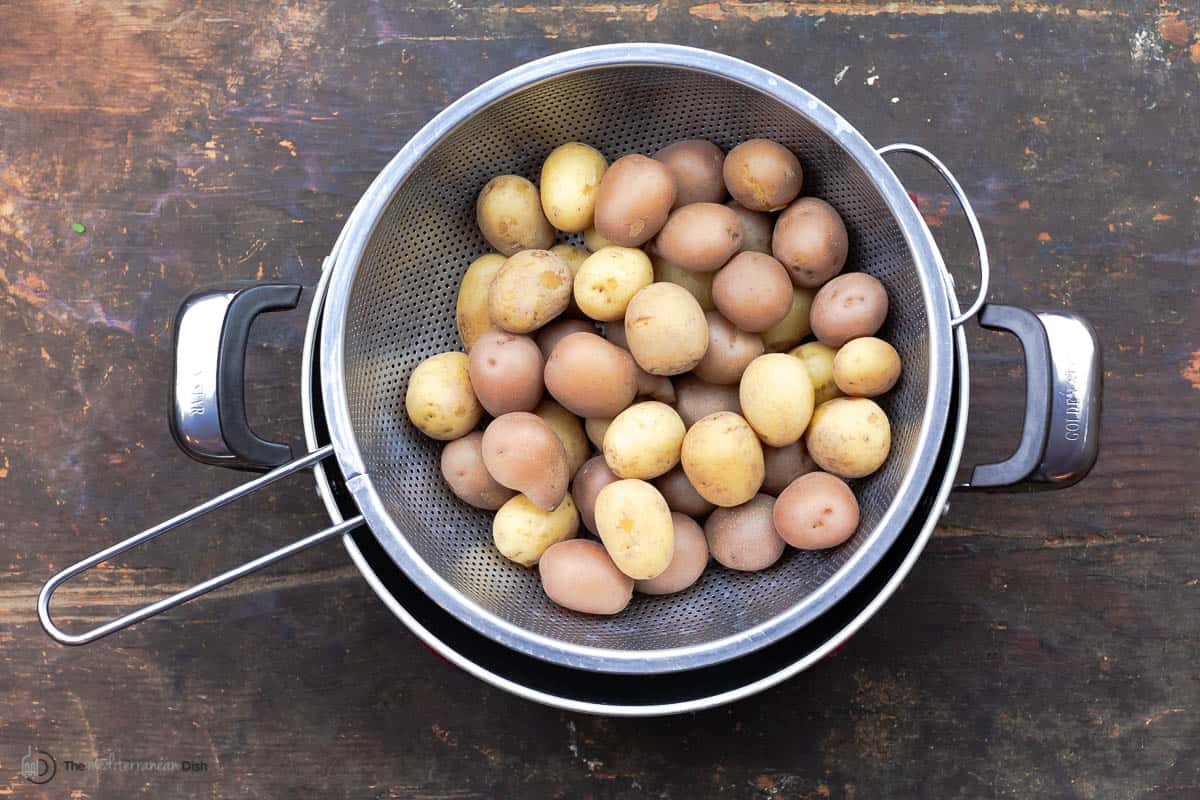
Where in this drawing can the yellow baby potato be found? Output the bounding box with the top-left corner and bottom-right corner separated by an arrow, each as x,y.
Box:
603,401 -> 686,480
493,494 -> 580,567
405,352 -> 483,441
573,246 -> 653,322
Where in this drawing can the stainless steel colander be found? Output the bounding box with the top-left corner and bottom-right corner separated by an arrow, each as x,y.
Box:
41,46 -> 1096,679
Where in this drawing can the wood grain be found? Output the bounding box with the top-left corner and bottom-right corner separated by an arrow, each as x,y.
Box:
2,0 -> 1198,797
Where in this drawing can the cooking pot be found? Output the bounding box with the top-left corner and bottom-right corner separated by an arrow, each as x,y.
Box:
38,46 -> 1100,706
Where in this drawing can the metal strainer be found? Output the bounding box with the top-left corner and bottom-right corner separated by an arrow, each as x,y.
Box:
40,45 -> 984,673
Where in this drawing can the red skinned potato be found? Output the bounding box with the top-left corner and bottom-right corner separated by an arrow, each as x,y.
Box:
534,400 -> 589,479
711,251 -> 794,333
673,375 -> 741,428
481,412 -> 569,511
440,432 -> 516,510
761,439 -> 817,495
810,272 -> 889,347
772,197 -> 849,288
540,539 -> 634,615
773,471 -> 860,549
692,311 -> 765,385
705,494 -> 786,571
726,201 -> 774,254
653,466 -> 716,519
467,330 -> 543,416
572,456 -> 620,534
635,513 -> 710,595
654,139 -> 726,207
593,155 -> 677,247
723,139 -> 803,212
535,318 -> 595,360
654,202 -> 743,272
544,332 -> 639,418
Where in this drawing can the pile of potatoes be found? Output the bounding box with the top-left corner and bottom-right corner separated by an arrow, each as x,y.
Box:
406,138 -> 903,616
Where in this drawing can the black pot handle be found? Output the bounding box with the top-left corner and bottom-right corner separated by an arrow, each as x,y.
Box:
170,283 -> 302,470
961,304 -> 1101,490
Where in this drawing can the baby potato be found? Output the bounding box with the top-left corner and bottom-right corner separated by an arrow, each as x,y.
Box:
833,336 -> 901,397
810,272 -> 889,347
550,243 -> 591,317
540,142 -> 607,232
705,494 -> 786,572
624,282 -> 709,376
488,249 -> 574,333
654,203 -> 743,272
603,401 -> 686,480
593,154 -> 677,247
534,400 -> 589,479
467,330 -> 543,416
550,243 -> 590,274
693,311 -> 765,385
738,353 -> 815,447
761,439 -> 816,495
573,246 -> 653,322
761,287 -> 815,353
440,431 -> 516,510
711,251 -> 794,333
481,412 -> 570,511
540,539 -> 633,615
585,417 -> 613,449
493,493 -> 579,567
405,352 -> 483,441
456,253 -> 507,351
635,513 -> 709,595
772,197 -> 849,288
604,319 -> 630,349
572,455 -> 620,534
535,318 -> 595,360
673,375 -> 741,428
773,471 -> 860,550
653,465 -> 716,519
594,479 -> 675,579
476,175 -> 556,256
653,139 -> 726,207
726,201 -> 774,254
790,341 -> 844,405
806,397 -> 892,478
652,254 -> 716,311
723,139 -> 803,212
583,226 -> 618,252
635,368 -> 676,404
681,412 -> 765,507
544,332 -> 638,418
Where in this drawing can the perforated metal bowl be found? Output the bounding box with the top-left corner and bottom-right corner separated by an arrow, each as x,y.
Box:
318,45 -> 955,673
48,46 -> 1106,680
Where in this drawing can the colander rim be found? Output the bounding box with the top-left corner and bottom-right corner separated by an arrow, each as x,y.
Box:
319,43 -> 954,674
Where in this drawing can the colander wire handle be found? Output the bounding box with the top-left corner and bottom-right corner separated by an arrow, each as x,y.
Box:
877,143 -> 990,327
37,445 -> 363,646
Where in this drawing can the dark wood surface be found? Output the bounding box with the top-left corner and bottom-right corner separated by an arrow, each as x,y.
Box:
2,1 -> 1197,797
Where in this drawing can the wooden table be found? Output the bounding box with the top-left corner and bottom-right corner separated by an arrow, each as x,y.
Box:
2,1 -> 1196,797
